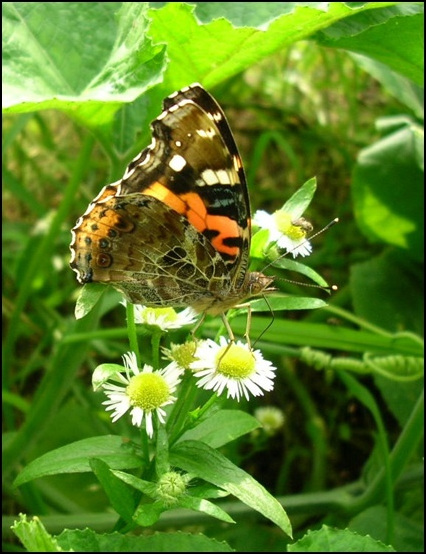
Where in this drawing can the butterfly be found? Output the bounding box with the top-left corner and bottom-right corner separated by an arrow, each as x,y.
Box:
70,83 -> 275,337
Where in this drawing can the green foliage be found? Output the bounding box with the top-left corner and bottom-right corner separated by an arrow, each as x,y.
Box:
3,2 -> 423,553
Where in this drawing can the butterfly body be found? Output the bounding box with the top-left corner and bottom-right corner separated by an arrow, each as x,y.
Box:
70,84 -> 274,316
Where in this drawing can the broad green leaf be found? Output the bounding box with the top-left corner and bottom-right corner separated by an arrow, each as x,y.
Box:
288,524 -> 396,552
350,250 -> 424,334
14,436 -> 142,486
250,228 -> 271,259
315,4 -> 424,85
57,528 -> 235,552
349,54 -> 424,120
192,2 -> 331,28
148,2 -> 402,90
352,121 -> 424,260
170,440 -> 293,537
2,3 -> 167,129
349,505 -> 424,552
176,409 -> 260,448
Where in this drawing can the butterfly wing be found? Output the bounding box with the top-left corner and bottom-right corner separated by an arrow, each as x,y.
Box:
121,84 -> 251,288
70,191 -> 233,307
70,84 -> 251,308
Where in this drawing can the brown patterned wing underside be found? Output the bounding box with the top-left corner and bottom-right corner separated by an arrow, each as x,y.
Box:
70,193 -> 233,310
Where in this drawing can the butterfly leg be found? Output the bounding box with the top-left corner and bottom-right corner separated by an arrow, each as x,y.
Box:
221,312 -> 236,343
191,312 -> 206,338
244,304 -> 252,351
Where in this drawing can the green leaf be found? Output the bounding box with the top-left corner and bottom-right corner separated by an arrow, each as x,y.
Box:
350,250 -> 424,334
250,228 -> 271,259
170,440 -> 292,537
2,2 -> 167,144
177,409 -> 260,448
112,470 -> 157,497
248,296 -> 327,313
2,3 -> 166,107
282,177 -> 317,218
11,514 -> 63,553
349,505 -> 424,552
90,458 -> 138,523
112,469 -> 234,524
315,4 -> 424,84
57,528 -> 235,552
352,121 -> 424,260
191,2 -> 331,28
288,524 -> 396,552
14,436 -> 142,487
349,54 -> 424,119
148,2 -> 402,90
92,363 -> 125,391
74,284 -> 108,320
132,502 -> 165,527
178,495 -> 235,524
270,257 -> 331,288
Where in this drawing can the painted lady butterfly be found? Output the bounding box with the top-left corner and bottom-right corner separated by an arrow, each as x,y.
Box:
70,84 -> 274,332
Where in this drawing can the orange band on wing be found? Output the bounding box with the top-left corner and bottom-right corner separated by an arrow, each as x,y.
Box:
144,182 -> 240,257
144,182 -> 186,213
206,214 -> 240,258
181,192 -> 208,231
144,183 -> 208,232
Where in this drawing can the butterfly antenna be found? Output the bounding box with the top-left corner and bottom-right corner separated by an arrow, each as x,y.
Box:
259,217 -> 339,294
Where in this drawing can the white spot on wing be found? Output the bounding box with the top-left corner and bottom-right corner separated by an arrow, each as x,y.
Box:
196,128 -> 216,139
169,154 -> 187,172
233,155 -> 242,172
201,169 -> 219,185
216,169 -> 232,185
208,111 -> 222,122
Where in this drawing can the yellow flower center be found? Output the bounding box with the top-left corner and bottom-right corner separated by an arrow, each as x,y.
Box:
126,373 -> 170,411
273,211 -> 306,241
216,344 -> 255,379
145,307 -> 178,323
171,341 -> 198,370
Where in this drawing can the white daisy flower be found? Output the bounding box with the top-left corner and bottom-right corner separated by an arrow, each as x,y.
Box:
101,351 -> 183,438
191,337 -> 277,401
253,209 -> 312,258
133,305 -> 199,331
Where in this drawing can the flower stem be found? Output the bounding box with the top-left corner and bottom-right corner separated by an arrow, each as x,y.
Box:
126,303 -> 140,364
